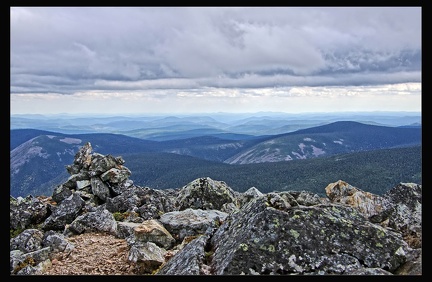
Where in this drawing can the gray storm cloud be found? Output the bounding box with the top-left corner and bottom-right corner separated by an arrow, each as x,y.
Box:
10,7 -> 421,94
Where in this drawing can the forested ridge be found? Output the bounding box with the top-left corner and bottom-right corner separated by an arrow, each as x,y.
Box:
123,145 -> 421,196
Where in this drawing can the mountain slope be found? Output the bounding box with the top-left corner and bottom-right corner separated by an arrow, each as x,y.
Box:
10,134 -> 82,197
225,121 -> 421,164
10,129 -> 64,150
10,131 -> 161,197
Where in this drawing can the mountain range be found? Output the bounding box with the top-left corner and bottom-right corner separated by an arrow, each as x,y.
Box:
10,113 -> 422,198
11,111 -> 421,140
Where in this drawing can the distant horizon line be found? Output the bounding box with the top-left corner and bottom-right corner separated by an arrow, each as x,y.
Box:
10,110 -> 422,117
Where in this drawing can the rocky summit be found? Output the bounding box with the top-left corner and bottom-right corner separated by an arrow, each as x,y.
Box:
10,142 -> 422,275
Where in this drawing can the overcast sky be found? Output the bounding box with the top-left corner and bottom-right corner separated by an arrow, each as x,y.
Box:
10,6 -> 421,115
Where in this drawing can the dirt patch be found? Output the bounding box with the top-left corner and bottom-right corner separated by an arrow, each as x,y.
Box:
42,232 -> 139,275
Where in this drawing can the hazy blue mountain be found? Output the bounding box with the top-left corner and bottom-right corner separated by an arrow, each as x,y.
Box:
119,126 -> 229,141
10,111 -> 421,139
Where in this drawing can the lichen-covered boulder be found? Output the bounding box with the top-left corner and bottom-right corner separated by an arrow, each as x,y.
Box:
209,194 -> 414,275
176,177 -> 239,211
371,183 -> 422,249
10,196 -> 49,230
64,206 -> 118,236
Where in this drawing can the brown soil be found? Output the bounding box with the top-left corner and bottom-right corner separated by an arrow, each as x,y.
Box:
41,232 -> 140,275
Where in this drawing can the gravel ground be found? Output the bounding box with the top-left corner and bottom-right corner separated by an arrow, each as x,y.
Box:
41,232 -> 139,275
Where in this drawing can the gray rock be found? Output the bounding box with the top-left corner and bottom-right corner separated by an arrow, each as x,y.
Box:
10,195 -> 48,230
159,208 -> 227,241
42,230 -> 75,255
10,229 -> 44,253
65,206 -> 117,236
128,241 -> 166,274
41,193 -> 85,231
209,195 -> 413,275
127,219 -> 175,249
176,177 -> 239,211
90,176 -> 111,202
51,185 -> 73,204
157,234 -> 210,275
